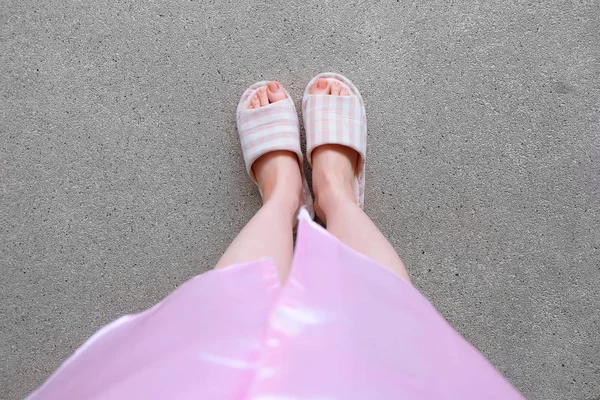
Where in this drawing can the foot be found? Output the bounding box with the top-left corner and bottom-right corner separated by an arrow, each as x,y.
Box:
250,81 -> 303,213
310,78 -> 358,222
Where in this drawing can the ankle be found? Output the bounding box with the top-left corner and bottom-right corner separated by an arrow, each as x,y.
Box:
253,151 -> 303,210
314,179 -> 356,221
262,178 -> 302,214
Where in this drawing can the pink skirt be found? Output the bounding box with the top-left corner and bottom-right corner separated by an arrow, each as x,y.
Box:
28,209 -> 523,399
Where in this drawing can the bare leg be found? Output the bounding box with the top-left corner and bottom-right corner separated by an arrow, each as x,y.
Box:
215,83 -> 303,281
311,80 -> 410,282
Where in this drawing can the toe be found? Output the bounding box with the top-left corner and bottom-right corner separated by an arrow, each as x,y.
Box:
257,86 -> 269,106
311,78 -> 330,94
267,81 -> 286,103
250,94 -> 260,109
340,86 -> 350,96
330,80 -> 341,96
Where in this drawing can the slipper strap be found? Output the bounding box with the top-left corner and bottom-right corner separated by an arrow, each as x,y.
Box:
303,94 -> 367,167
237,96 -> 302,183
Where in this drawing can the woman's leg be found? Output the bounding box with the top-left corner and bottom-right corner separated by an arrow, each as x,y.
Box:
215,83 -> 303,281
310,80 -> 410,282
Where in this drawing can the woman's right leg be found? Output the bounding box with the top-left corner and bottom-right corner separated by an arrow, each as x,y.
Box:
215,83 -> 303,282
214,150 -> 301,281
310,80 -> 410,282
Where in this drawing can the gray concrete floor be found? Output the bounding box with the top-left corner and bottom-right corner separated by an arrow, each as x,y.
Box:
1,1 -> 599,399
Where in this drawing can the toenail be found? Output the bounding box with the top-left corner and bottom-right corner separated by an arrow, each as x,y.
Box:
317,79 -> 328,89
267,81 -> 280,91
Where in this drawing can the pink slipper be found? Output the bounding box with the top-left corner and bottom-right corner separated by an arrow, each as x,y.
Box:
302,73 -> 367,208
236,81 -> 314,217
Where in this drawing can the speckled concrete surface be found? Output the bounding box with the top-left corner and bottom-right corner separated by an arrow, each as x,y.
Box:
1,1 -> 599,399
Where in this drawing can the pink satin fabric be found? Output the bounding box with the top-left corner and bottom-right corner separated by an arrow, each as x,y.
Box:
28,209 -> 523,399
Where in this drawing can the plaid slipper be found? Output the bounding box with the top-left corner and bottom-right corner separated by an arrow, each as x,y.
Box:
302,73 -> 367,209
236,81 -> 314,217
